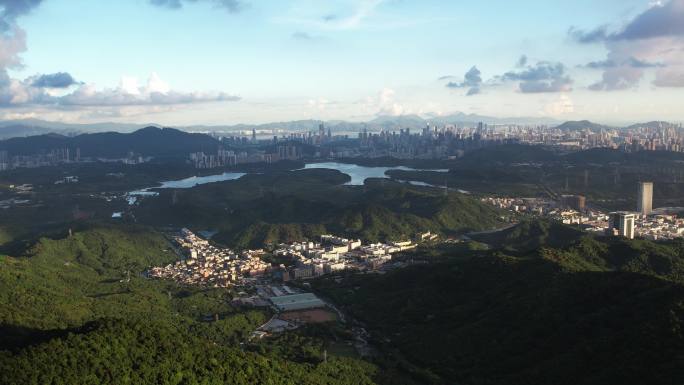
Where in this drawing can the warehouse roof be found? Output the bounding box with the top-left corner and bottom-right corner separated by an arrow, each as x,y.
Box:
269,293 -> 325,311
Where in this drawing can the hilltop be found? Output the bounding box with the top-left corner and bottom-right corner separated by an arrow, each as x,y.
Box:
457,143 -> 558,165
0,126 -> 220,158
134,169 -> 506,248
563,147 -> 684,164
555,120 -> 615,131
0,114 -> 562,139
625,121 -> 680,130
0,224 -> 376,384
313,220 -> 684,385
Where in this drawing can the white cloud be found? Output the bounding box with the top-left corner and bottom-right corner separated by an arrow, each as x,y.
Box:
543,94 -> 575,116
588,37 -> 684,90
119,76 -> 141,95
308,97 -> 332,111
0,27 -> 25,69
363,87 -> 409,116
146,72 -> 171,94
0,72 -> 240,108
573,0 -> 684,90
324,0 -> 384,30
278,0 -> 386,31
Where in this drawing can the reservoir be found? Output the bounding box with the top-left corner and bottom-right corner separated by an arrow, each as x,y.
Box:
303,162 -> 448,185
127,172 -> 246,204
156,172 -> 246,189
127,163 -> 449,204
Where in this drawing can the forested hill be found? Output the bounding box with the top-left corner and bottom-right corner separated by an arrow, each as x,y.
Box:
555,120 -> 615,131
135,172 -> 506,248
0,225 -> 377,385
314,220 -> 684,385
0,126 -> 220,158
474,219 -> 684,283
456,143 -> 558,165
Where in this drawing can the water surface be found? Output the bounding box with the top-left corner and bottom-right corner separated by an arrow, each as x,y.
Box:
303,162 -> 447,185
127,172 -> 246,204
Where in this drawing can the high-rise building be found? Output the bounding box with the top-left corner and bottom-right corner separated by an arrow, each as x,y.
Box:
607,212 -> 635,239
560,195 -> 586,212
637,181 -> 653,216
0,150 -> 8,171
318,123 -> 325,142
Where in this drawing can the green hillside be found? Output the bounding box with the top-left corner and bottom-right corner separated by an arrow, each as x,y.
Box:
135,170 -> 505,248
457,143 -> 558,165
0,318 -> 376,385
555,120 -> 614,132
313,221 -> 684,385
476,219 -> 684,283
0,126 -> 220,158
0,225 -> 377,384
471,219 -> 586,254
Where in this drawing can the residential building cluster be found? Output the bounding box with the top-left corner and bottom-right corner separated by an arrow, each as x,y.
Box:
347,121 -> 684,158
0,147 -> 147,170
273,234 -> 418,280
148,228 -> 270,287
190,121 -> 684,169
149,229 -> 427,287
190,148 -> 278,169
634,215 -> 684,239
0,197 -> 30,209
482,181 -> 684,240
54,176 -> 79,184
189,124 -> 336,169
0,148 -> 79,170
2,121 -> 683,172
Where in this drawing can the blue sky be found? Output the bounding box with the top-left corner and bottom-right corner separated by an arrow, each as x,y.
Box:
1,0 -> 683,125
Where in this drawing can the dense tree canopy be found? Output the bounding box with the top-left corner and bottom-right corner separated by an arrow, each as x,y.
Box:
314,221 -> 684,385
0,225 -> 378,385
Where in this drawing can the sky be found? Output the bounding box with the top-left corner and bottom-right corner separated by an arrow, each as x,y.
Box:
0,0 -> 683,125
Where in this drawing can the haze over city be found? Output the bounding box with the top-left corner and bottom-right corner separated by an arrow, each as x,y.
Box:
0,0 -> 683,126
2,2 -> 684,385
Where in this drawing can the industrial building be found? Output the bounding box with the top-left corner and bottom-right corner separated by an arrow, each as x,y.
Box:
269,293 -> 326,312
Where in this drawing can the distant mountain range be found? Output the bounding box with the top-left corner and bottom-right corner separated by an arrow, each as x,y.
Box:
554,120 -> 616,131
0,127 -> 219,158
0,113 -> 562,139
0,116 -> 680,145
554,120 -> 682,132
624,121 -> 681,130
0,119 -> 157,139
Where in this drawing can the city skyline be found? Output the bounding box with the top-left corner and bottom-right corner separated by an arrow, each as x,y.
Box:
1,0 -> 683,125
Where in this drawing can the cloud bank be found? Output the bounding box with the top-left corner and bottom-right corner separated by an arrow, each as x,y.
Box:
30,72 -> 79,88
444,59 -> 574,95
500,61 -> 573,93
149,0 -> 245,13
0,0 -> 44,32
446,66 -> 482,96
0,0 -> 240,113
571,0 -> 684,90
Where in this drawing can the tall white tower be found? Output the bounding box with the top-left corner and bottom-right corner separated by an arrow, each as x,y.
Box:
637,182 -> 653,216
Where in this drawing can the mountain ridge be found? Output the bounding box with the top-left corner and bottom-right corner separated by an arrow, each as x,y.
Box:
1,117 -> 680,141
0,126 -> 220,158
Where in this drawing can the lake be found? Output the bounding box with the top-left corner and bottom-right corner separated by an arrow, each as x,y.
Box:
303,162 -> 448,185
127,172 -> 247,204
156,172 -> 247,189
126,162 -> 450,205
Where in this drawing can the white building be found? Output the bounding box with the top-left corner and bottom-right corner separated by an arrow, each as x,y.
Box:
638,182 -> 653,216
